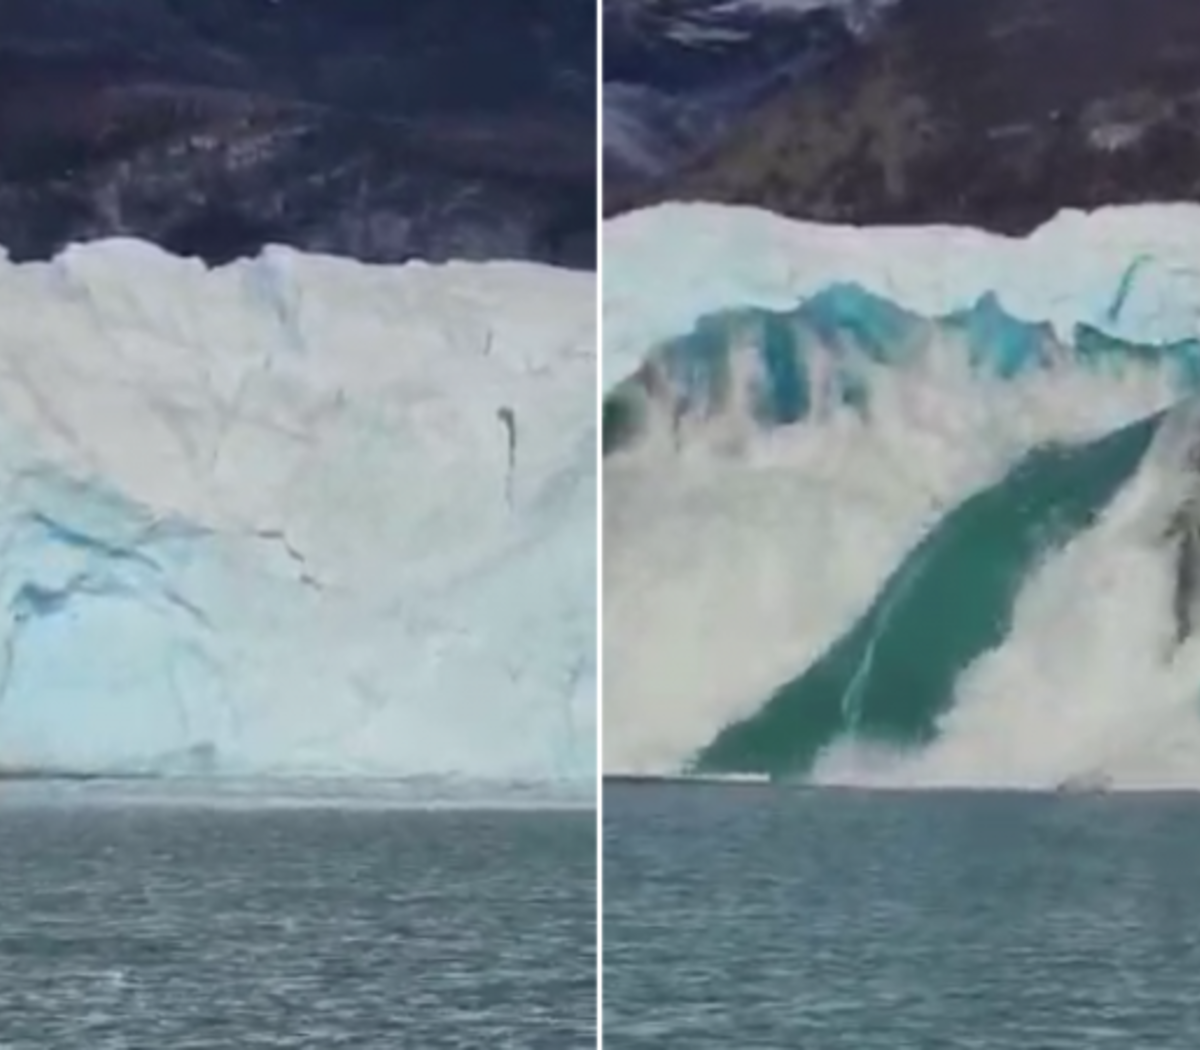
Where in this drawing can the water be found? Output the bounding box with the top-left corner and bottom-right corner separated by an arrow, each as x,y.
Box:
604,782 -> 1200,1049
0,787 -> 595,1049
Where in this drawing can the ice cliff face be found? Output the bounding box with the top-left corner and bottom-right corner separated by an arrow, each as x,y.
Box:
0,240 -> 595,782
603,201 -> 1200,773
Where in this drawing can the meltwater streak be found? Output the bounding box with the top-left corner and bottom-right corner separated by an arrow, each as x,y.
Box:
694,411 -> 1161,778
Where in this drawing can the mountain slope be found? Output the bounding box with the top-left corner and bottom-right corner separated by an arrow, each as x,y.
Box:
619,0 -> 1200,234
603,0 -> 866,197
0,0 -> 597,267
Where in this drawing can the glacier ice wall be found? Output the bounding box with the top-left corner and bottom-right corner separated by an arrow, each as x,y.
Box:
603,201 -> 1200,774
605,201 -> 1200,389
0,239 -> 596,781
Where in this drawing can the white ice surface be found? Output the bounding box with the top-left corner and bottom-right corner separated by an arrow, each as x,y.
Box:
0,240 -> 595,783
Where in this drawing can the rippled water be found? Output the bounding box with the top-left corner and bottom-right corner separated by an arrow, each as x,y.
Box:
604,782 -> 1200,1049
0,786 -> 595,1049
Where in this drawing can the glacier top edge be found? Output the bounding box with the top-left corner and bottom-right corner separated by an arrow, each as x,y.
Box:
602,201 -> 1200,389
0,235 -> 589,283
0,233 -> 596,395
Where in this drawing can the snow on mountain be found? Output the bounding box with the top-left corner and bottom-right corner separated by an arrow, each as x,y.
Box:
0,240 -> 596,783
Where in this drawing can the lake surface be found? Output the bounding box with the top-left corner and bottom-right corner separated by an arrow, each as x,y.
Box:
0,783 -> 595,1049
604,781 -> 1200,1049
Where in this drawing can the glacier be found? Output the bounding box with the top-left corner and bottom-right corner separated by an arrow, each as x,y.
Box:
0,240 -> 596,783
604,201 -> 1200,785
604,201 -> 1200,389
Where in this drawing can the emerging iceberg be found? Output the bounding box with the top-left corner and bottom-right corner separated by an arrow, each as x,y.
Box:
0,240 -> 596,782
603,201 -> 1200,780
